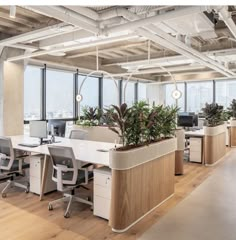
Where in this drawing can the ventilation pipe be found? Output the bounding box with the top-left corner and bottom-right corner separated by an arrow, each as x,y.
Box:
215,6 -> 236,39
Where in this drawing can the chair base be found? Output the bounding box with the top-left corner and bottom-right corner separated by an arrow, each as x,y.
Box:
1,180 -> 29,198
48,193 -> 93,218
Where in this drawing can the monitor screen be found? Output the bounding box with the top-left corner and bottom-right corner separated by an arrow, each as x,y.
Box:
48,120 -> 66,137
177,115 -> 194,127
29,120 -> 48,139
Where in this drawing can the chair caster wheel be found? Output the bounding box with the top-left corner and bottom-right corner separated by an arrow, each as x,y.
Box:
64,212 -> 70,218
48,204 -> 53,211
2,193 -> 6,198
25,188 -> 29,193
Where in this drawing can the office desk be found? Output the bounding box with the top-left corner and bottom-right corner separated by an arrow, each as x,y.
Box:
10,135 -> 117,200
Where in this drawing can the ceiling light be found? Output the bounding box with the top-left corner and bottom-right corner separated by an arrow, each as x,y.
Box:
172,89 -> 182,100
9,6 -> 16,19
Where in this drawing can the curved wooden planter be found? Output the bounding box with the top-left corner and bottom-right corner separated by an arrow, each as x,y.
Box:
72,125 -> 119,143
203,124 -> 226,166
229,119 -> 236,147
109,138 -> 177,232
175,128 -> 185,175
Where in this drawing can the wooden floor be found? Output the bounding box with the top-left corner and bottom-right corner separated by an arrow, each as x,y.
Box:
0,150 -> 231,240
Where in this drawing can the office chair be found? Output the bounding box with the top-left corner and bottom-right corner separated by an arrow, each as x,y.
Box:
69,129 -> 88,140
0,137 -> 30,198
47,145 -> 93,218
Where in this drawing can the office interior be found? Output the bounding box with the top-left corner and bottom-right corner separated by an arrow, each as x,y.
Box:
1,4 -> 236,240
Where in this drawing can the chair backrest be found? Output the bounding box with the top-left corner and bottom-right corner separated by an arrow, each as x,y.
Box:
48,146 -> 81,190
0,137 -> 15,171
69,129 -> 88,140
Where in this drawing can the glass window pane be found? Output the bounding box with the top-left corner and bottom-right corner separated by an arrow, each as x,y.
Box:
187,81 -> 213,113
46,69 -> 74,119
165,83 -> 185,111
215,80 -> 236,108
138,83 -> 147,102
125,81 -> 135,107
103,78 -> 119,107
24,66 -> 41,120
78,75 -> 99,113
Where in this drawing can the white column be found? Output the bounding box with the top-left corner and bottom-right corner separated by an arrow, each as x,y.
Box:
0,48 -> 25,136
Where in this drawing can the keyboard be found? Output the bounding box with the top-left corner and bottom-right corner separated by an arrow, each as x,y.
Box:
18,143 -> 40,148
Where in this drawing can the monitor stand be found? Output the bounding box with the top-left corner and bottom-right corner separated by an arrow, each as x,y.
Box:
39,138 -> 50,145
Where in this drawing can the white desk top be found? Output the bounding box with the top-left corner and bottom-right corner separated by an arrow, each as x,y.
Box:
184,129 -> 204,137
10,135 -> 119,166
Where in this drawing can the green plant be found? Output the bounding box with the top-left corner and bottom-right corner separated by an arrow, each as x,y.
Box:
125,101 -> 151,146
102,107 -> 115,126
228,99 -> 236,119
202,103 -> 224,127
107,103 -> 130,146
76,106 -> 102,126
221,109 -> 231,121
107,101 -> 178,150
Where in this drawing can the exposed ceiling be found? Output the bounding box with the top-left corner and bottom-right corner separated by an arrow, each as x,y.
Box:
1,5 -> 236,82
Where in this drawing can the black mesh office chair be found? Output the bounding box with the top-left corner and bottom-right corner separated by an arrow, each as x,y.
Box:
47,145 -> 93,218
0,137 -> 30,198
69,129 -> 88,140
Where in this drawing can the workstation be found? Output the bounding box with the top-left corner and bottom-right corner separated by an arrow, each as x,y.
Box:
1,3 -> 236,240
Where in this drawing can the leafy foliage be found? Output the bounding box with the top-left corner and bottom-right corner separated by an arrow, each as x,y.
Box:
101,107 -> 115,126
202,103 -> 224,127
106,101 -> 178,148
108,103 -> 130,145
76,106 -> 102,126
228,99 -> 236,119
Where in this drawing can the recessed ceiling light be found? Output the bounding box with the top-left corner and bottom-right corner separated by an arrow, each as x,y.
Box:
48,52 -> 66,57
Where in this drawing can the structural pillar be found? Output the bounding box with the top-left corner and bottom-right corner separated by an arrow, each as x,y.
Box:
0,47 -> 25,135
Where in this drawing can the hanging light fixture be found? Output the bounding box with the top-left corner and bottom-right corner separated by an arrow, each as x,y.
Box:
9,6 -> 16,19
76,46 -> 119,120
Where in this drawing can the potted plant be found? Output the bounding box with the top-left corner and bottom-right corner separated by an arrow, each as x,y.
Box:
73,106 -> 119,143
227,99 -> 236,147
201,102 -> 226,165
106,102 -> 178,232
228,99 -> 236,126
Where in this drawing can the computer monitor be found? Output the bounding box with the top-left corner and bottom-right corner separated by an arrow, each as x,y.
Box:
178,115 -> 194,127
48,120 -> 66,137
29,120 -> 48,144
177,112 -> 198,128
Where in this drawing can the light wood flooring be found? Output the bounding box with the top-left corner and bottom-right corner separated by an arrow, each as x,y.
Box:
0,150 -> 231,240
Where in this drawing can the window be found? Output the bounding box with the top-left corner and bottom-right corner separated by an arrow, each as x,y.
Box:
24,66 -> 41,120
103,78 -> 119,108
138,82 -> 147,102
46,69 -> 74,119
187,81 -> 213,113
215,80 -> 236,108
165,83 -> 185,111
124,81 -> 135,107
78,75 -> 99,113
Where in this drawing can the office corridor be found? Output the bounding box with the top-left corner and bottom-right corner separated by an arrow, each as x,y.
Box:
139,149 -> 236,240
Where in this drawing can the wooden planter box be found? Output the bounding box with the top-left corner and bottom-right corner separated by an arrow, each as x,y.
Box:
175,128 -> 185,175
229,119 -> 236,147
72,125 -> 119,143
109,138 -> 177,232
203,124 -> 226,165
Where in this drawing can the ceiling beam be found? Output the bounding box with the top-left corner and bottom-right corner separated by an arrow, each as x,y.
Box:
39,29 -> 93,49
66,42 -> 146,58
6,33 -> 138,62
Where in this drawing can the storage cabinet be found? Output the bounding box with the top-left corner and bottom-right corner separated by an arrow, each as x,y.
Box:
30,155 -> 56,194
93,167 -> 112,220
189,137 -> 202,163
